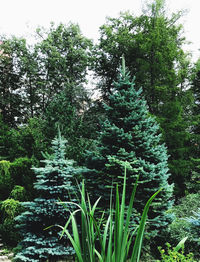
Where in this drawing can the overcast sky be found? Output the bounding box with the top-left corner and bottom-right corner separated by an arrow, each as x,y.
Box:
0,0 -> 200,61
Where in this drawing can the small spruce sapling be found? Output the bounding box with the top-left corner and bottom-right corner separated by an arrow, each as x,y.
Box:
15,131 -> 85,262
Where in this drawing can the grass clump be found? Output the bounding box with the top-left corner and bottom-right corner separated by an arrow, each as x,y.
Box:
58,161 -> 161,262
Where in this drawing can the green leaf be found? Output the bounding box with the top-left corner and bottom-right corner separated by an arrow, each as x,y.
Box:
174,237 -> 188,252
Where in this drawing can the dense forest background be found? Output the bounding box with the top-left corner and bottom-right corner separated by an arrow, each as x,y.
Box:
0,0 -> 200,260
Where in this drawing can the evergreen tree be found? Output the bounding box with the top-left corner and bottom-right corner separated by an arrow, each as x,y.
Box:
191,62 -> 200,153
158,99 -> 192,197
93,0 -> 192,198
15,132 -> 83,262
187,61 -> 200,194
85,60 -> 173,238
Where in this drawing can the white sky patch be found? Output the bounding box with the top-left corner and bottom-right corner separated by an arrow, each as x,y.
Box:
0,0 -> 200,60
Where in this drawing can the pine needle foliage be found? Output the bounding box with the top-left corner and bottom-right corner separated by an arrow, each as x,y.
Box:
15,132 -> 84,262
85,60 -> 173,237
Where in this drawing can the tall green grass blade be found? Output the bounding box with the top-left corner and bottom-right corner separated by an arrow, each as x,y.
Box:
71,214 -> 82,252
117,166 -> 127,261
120,174 -> 139,260
58,223 -> 84,262
91,212 -> 110,260
114,184 -> 120,260
131,188 -> 162,262
174,237 -> 188,252
95,249 -> 103,262
80,181 -> 89,261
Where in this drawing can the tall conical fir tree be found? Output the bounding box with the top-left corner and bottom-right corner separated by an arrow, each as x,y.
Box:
15,132 -> 83,262
85,58 -> 173,238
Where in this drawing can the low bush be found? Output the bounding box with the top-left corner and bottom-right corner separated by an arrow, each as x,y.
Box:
186,208 -> 200,247
10,157 -> 37,200
168,193 -> 200,259
0,160 -> 13,200
0,198 -> 23,246
158,242 -> 195,262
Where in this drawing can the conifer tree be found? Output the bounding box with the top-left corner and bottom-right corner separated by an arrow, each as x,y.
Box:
85,60 -> 173,237
15,132 -> 83,262
94,0 -> 192,199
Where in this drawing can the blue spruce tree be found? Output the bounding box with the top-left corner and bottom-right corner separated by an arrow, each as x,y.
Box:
15,132 -> 83,262
85,59 -> 173,238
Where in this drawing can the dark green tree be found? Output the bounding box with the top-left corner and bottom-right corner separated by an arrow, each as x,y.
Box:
0,160 -> 13,200
44,84 -> 92,163
34,23 -> 94,162
0,23 -> 94,162
85,61 -> 173,239
13,39 -> 41,121
15,132 -> 84,262
185,60 -> 200,194
190,60 -> 200,151
93,0 -> 192,198
158,99 -> 192,197
35,23 -> 92,114
0,39 -> 23,126
94,0 -> 188,108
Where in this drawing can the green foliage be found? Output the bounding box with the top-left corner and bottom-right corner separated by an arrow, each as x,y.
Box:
1,23 -> 94,162
170,193 -> 200,219
12,117 -> 49,159
168,193 -> 200,258
0,38 -> 23,127
158,242 -> 195,262
60,163 -> 161,262
95,1 -> 188,106
44,88 -> 93,163
94,0 -> 192,199
34,23 -> 94,162
0,160 -> 13,200
0,159 -> 30,247
85,64 -> 173,242
10,157 -> 36,200
0,3 -> 198,256
1,23 -> 93,125
10,185 -> 27,201
36,22 -> 92,87
187,208 -> 200,249
0,116 -> 10,160
0,218 -> 21,246
14,133 -> 86,261
191,66 -> 200,153
0,116 -> 48,161
1,198 -> 21,219
0,198 -> 23,246
186,158 -> 200,194
158,100 -> 192,197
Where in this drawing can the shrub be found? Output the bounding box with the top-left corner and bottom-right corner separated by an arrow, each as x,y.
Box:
10,157 -> 37,200
1,198 -> 21,219
0,218 -> 21,246
0,160 -> 13,200
158,242 -> 195,262
168,193 -> 200,258
10,185 -> 27,201
187,208 -> 200,247
0,198 -> 23,246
